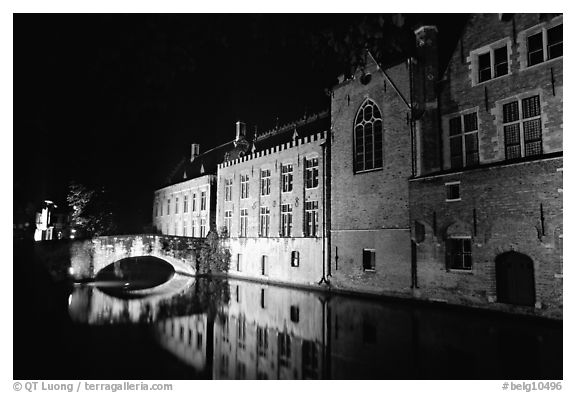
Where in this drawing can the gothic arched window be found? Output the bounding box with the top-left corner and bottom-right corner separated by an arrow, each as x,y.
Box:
354,100 -> 383,172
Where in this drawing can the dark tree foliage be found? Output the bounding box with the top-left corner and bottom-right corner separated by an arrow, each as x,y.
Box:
67,182 -> 117,238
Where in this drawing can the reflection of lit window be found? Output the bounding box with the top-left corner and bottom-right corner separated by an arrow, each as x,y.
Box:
278,332 -> 291,366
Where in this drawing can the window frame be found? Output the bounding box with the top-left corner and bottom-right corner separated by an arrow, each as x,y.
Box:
239,208 -> 248,237
445,181 -> 461,202
224,178 -> 233,202
200,191 -> 207,211
524,21 -> 563,68
447,110 -> 480,169
259,206 -> 270,237
291,250 -> 300,267
281,203 -> 293,237
362,249 -> 376,272
281,164 -> 294,193
304,156 -> 319,189
500,94 -> 543,160
304,200 -> 319,237
260,169 -> 271,196
224,210 -> 233,234
445,236 -> 473,272
240,174 -> 250,199
353,99 -> 384,173
470,38 -> 511,86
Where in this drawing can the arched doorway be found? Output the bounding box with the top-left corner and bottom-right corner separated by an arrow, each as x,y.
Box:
495,251 -> 536,306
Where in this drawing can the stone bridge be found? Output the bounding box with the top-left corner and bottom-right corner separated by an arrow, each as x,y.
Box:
69,234 -> 204,279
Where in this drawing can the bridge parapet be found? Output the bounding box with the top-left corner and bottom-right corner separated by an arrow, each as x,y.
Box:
70,234 -> 205,279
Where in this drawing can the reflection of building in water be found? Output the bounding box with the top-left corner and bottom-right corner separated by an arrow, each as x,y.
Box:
154,314 -> 208,372
213,280 -> 326,379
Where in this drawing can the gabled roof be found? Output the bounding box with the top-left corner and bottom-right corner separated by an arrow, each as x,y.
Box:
163,141 -> 233,187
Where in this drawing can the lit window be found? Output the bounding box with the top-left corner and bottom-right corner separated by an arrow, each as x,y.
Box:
256,326 -> 268,357
304,201 -> 318,237
446,182 -> 461,201
445,238 -> 472,271
201,191 -> 207,211
291,250 -> 300,267
305,157 -> 319,189
362,249 -> 376,271
503,95 -> 542,159
224,210 -> 232,234
224,179 -> 233,202
200,218 -> 206,237
281,204 -> 293,237
259,206 -> 270,237
281,164 -> 293,192
527,23 -> 562,67
278,332 -> 291,366
354,100 -> 383,172
240,174 -> 249,199
449,112 -> 479,168
260,169 -> 271,196
240,209 -> 248,237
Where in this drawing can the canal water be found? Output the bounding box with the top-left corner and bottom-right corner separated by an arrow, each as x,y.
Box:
14,251 -> 562,380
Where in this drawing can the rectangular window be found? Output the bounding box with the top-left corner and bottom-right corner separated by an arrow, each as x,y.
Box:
160,200 -> 164,216
224,179 -> 233,202
260,288 -> 266,307
240,209 -> 248,237
175,197 -> 179,214
191,219 -> 196,237
291,250 -> 300,267
259,206 -> 270,237
224,210 -> 232,234
449,112 -> 479,168
240,174 -> 249,199
167,199 -> 171,215
200,218 -> 206,237
281,164 -> 293,192
260,169 -> 271,196
201,191 -> 207,211
528,24 -> 562,66
446,182 -> 461,201
305,157 -> 319,189
236,254 -> 242,272
183,195 -> 188,213
192,193 -> 197,212
183,221 -> 187,237
446,238 -> 472,271
304,201 -> 319,237
475,43 -> 509,83
196,332 -> 203,350
362,249 -> 376,271
281,204 -> 293,237
155,202 -> 159,217
503,95 -> 542,159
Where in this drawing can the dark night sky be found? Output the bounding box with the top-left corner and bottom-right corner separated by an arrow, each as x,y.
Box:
14,14 -> 466,232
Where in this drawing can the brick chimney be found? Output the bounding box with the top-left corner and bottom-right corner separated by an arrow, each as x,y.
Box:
190,143 -> 200,162
413,25 -> 441,175
235,121 -> 247,141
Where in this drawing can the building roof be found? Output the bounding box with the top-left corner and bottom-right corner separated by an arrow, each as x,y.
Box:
162,141 -> 233,187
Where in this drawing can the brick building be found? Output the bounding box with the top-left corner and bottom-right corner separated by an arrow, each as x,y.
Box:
409,14 -> 563,318
152,14 -> 562,318
215,113 -> 330,286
